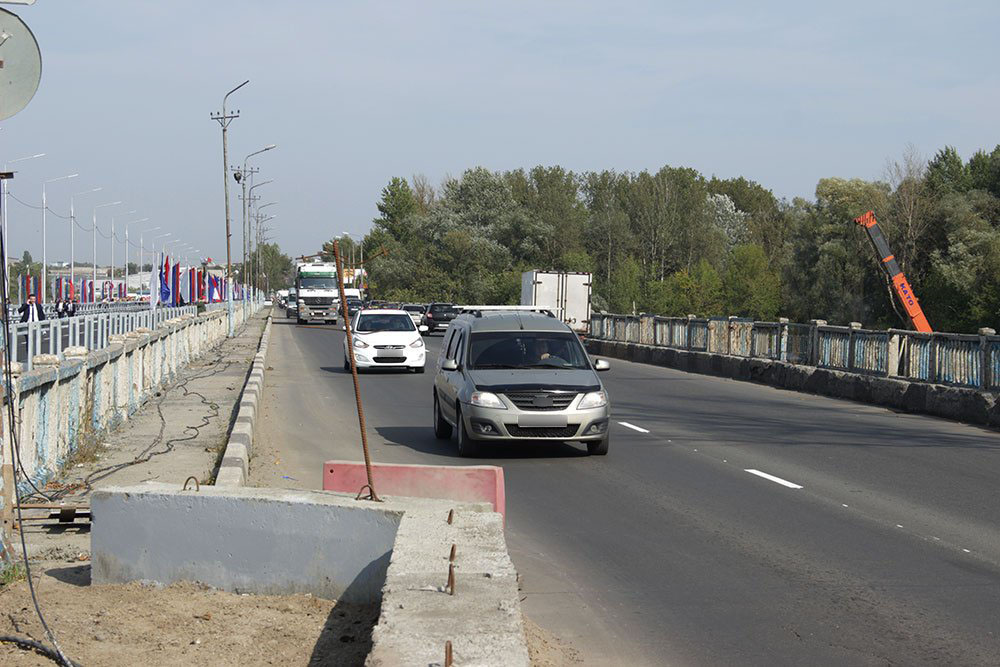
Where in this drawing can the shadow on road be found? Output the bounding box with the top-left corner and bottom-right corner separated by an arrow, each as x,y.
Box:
374,425 -> 589,460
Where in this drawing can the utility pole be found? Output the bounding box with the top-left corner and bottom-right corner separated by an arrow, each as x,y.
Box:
211,79 -> 248,335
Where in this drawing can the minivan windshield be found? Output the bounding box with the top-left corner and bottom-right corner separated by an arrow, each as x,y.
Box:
468,332 -> 590,370
355,313 -> 416,332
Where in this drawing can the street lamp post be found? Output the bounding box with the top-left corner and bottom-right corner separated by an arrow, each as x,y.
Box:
211,79 -> 249,336
235,144 -> 276,288
123,217 -> 149,298
3,153 -> 44,296
70,186 -> 102,296
42,173 -> 78,301
246,180 -> 272,296
93,201 -> 122,298
139,226 -> 160,298
110,210 -> 136,284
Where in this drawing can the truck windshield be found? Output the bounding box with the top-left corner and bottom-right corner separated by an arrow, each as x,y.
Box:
469,332 -> 590,370
356,314 -> 415,332
299,277 -> 338,289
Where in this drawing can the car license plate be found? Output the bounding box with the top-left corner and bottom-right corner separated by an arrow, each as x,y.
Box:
518,414 -> 568,427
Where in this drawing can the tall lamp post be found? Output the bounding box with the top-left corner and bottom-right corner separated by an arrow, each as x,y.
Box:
138,225 -> 160,298
110,209 -> 136,282
42,173 -> 78,301
122,217 -> 149,298
150,232 -> 171,306
70,186 -> 102,294
211,79 -> 249,336
3,153 -> 44,293
235,144 -> 276,283
92,201 -> 122,296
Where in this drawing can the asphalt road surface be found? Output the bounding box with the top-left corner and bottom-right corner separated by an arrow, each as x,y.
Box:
254,314 -> 1000,666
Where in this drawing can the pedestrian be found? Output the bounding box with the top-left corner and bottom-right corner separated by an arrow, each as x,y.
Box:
18,294 -> 46,323
55,297 -> 67,318
66,297 -> 78,317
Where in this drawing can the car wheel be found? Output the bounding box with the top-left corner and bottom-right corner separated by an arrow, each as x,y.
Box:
455,408 -> 478,457
413,366 -> 425,374
433,393 -> 452,440
587,433 -> 610,456
343,356 -> 350,372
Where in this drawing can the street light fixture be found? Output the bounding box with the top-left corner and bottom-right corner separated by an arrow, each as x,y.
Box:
122,217 -> 149,296
3,152 -> 44,290
235,143 -> 276,280
92,201 -> 122,291
42,173 -> 79,300
70,186 -> 102,291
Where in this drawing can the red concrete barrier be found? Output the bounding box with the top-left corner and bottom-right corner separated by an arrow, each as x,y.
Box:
323,460 -> 506,520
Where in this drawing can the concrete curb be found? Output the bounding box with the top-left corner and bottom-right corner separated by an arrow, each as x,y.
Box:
587,339 -> 1000,428
215,312 -> 272,487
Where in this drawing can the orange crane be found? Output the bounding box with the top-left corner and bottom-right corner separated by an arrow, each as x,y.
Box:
854,211 -> 932,332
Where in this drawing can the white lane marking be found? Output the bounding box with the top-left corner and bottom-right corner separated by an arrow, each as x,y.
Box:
618,421 -> 650,433
744,469 -> 803,489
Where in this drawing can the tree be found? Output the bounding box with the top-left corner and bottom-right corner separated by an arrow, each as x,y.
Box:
724,244 -> 781,320
373,177 -> 418,242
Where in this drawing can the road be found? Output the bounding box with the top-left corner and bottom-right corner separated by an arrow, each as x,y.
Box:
253,313 -> 1000,666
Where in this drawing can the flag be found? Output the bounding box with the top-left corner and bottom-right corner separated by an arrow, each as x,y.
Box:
160,255 -> 171,304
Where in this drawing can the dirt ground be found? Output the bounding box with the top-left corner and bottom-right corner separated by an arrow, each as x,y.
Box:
523,616 -> 582,666
0,552 -> 377,667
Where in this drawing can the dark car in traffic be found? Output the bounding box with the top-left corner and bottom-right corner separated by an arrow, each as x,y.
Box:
421,303 -> 459,335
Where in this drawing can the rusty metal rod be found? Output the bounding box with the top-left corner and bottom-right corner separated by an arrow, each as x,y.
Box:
445,640 -> 453,667
447,562 -> 455,595
447,508 -> 454,524
449,543 -> 456,562
333,241 -> 380,502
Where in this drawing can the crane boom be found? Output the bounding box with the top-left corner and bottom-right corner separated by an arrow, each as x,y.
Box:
854,211 -> 932,333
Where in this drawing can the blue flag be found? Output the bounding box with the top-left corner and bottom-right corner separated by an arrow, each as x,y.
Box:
160,255 -> 171,304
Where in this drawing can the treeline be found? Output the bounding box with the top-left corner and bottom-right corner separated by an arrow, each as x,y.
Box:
354,145 -> 1000,333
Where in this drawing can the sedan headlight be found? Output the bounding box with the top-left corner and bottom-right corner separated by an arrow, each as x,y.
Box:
353,337 -> 369,349
470,391 -> 506,409
409,338 -> 424,348
577,391 -> 608,409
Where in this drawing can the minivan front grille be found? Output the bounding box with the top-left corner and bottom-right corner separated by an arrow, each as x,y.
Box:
504,392 -> 577,411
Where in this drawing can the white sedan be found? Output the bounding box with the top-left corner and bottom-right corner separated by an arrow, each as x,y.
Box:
343,309 -> 428,373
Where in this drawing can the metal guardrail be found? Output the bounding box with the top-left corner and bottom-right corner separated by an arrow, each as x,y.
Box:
2,306 -> 197,371
589,313 -> 1000,391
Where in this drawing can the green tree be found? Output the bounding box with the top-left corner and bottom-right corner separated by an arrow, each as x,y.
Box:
724,245 -> 781,320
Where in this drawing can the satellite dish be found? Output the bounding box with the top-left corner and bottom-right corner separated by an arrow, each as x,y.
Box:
0,8 -> 41,121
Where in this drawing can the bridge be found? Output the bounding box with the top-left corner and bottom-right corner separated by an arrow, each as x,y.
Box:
2,304 -> 999,665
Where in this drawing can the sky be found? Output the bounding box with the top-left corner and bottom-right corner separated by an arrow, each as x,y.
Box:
1,0 -> 998,268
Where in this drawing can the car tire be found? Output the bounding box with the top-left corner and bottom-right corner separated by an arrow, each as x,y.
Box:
433,394 -> 452,440
455,407 -> 478,457
343,356 -> 350,372
413,366 -> 425,374
587,433 -> 610,456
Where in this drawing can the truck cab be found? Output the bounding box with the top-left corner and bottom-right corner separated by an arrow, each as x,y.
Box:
296,262 -> 340,324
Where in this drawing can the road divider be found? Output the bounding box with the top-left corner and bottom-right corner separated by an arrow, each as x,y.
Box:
215,313 -> 272,487
323,460 -> 506,520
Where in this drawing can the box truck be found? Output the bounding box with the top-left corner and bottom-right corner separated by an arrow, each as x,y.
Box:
520,270 -> 592,334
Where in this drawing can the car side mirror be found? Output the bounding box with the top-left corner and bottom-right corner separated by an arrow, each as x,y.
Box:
593,358 -> 610,371
418,325 -> 429,332
441,358 -> 459,371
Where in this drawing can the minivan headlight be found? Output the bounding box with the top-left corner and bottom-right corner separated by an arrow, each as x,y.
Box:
470,391 -> 506,409
577,391 -> 607,409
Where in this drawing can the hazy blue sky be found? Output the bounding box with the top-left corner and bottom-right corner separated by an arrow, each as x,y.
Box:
2,1 -> 998,266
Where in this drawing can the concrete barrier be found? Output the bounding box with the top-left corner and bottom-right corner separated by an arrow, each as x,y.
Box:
587,339 -> 1000,428
323,460 -> 507,520
91,483 -> 530,665
215,313 -> 272,487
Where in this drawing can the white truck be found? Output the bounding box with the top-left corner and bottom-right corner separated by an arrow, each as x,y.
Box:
520,270 -> 592,335
295,262 -> 340,324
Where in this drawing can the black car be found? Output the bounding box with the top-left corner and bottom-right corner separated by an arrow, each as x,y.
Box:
420,303 -> 459,335
346,298 -> 363,317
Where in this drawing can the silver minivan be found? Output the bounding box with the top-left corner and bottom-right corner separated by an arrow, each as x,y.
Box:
432,308 -> 611,456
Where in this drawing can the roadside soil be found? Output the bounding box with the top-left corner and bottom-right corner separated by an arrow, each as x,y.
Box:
0,561 -> 376,666
0,312 -> 382,666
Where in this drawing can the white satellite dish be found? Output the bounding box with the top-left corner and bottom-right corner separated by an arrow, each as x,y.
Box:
0,7 -> 40,121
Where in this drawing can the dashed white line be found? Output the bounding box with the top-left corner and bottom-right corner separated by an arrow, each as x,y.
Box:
744,469 -> 803,489
618,421 -> 650,433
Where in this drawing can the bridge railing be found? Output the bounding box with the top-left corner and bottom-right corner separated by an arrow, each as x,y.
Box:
2,306 -> 198,371
589,313 -> 999,391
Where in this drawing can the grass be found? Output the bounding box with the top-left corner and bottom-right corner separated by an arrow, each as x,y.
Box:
0,561 -> 27,586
